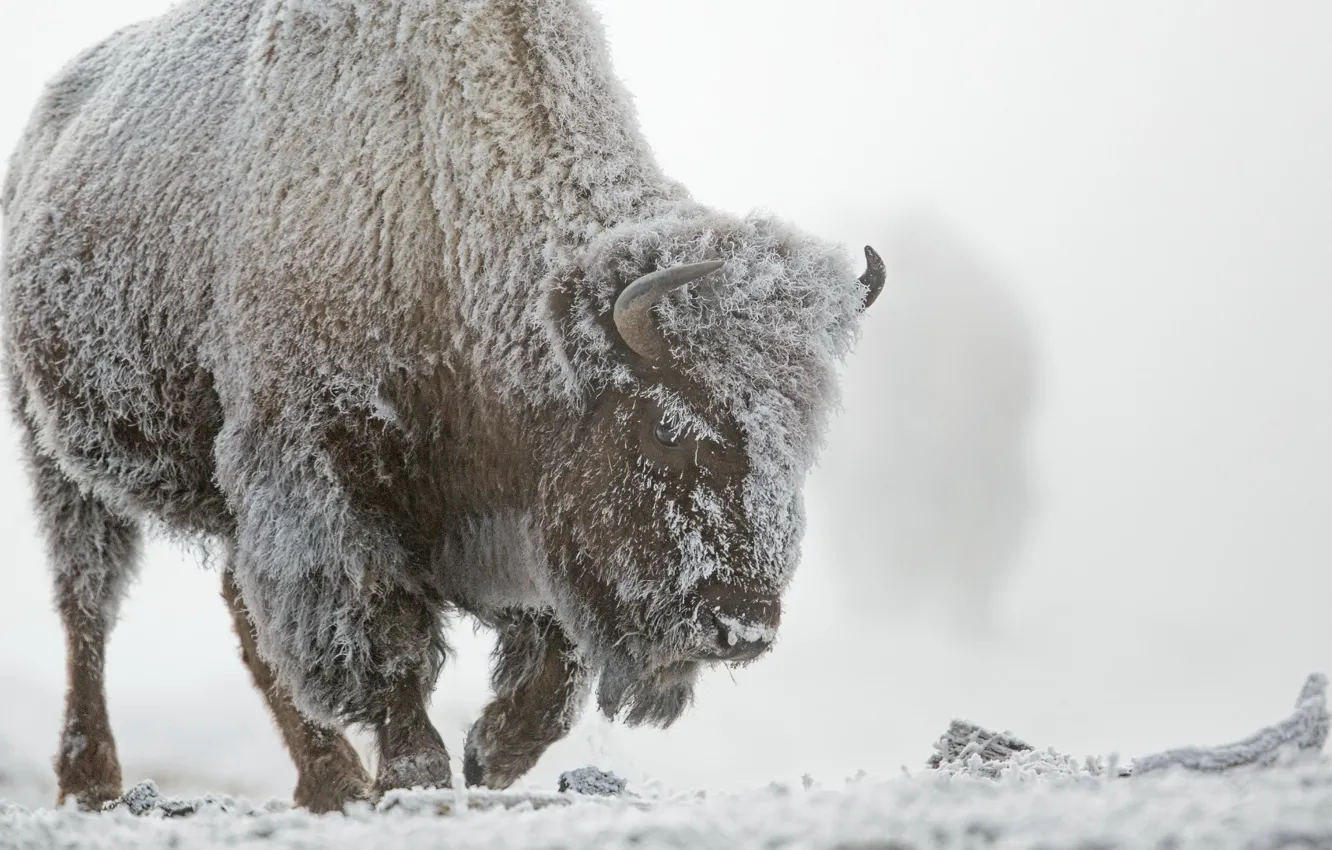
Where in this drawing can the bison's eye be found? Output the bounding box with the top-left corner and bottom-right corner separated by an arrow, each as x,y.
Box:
653,418 -> 686,449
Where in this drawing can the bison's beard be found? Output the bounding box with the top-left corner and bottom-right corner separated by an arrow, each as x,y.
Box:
542,584 -> 702,727
595,648 -> 699,727
541,531 -> 708,727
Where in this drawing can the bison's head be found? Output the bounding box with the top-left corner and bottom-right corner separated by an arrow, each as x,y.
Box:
539,208 -> 882,726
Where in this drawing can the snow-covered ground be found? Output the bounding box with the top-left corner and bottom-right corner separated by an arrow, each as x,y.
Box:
3,752 -> 1330,849
2,673 -> 1326,848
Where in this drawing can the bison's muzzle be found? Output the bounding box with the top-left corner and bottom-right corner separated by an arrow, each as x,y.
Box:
690,580 -> 781,664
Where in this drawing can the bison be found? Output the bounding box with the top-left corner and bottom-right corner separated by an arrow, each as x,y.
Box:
1,0 -> 882,812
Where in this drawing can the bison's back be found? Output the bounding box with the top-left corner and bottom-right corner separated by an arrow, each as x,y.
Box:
1,0 -> 259,533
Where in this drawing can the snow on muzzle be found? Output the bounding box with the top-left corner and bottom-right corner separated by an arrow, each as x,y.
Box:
687,578 -> 781,663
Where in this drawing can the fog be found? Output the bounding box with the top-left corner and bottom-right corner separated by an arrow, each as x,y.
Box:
1,0 -> 1328,805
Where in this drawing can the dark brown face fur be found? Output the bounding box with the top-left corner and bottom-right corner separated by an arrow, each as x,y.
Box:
539,282 -> 786,725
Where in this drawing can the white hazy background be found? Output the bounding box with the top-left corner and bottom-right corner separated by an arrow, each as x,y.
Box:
1,0 -> 1329,806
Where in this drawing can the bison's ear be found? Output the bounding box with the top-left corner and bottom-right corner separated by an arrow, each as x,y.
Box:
541,268 -> 588,390
540,266 -> 623,398
544,268 -> 577,339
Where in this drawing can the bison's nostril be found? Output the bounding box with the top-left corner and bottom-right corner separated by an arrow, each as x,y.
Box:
691,582 -> 781,662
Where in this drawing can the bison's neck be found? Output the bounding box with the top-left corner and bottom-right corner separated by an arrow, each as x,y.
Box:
410,0 -> 686,256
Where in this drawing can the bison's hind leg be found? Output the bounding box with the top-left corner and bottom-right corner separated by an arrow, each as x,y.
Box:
221,568 -> 371,813
20,435 -> 139,809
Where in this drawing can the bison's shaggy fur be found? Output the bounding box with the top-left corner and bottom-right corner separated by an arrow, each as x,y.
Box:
2,0 -> 872,810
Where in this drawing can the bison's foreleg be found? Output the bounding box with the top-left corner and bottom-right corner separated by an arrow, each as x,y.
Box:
221,569 -> 372,812
232,552 -> 454,795
369,670 -> 453,795
224,451 -> 452,796
463,612 -> 589,789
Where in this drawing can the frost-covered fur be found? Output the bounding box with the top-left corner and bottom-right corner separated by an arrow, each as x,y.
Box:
2,0 -> 870,802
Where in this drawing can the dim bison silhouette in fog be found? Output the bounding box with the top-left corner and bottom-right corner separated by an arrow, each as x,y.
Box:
817,214 -> 1036,634
1,0 -> 882,812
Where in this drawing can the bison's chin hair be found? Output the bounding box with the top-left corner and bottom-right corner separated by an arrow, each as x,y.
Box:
595,649 -> 699,728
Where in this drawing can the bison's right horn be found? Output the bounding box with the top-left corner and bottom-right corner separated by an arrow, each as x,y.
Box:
613,260 -> 725,362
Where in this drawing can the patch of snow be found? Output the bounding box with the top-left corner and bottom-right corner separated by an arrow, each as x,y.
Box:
711,613 -> 777,648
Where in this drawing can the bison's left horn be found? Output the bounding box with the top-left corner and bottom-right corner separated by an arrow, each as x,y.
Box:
859,245 -> 885,310
613,260 -> 725,362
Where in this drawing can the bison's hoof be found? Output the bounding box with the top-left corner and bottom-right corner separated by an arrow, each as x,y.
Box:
290,733 -> 372,813
58,782 -> 123,812
462,739 -> 486,788
56,734 -> 123,811
295,762 -> 373,814
374,747 -> 453,795
461,721 -> 540,790
295,778 -> 371,814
